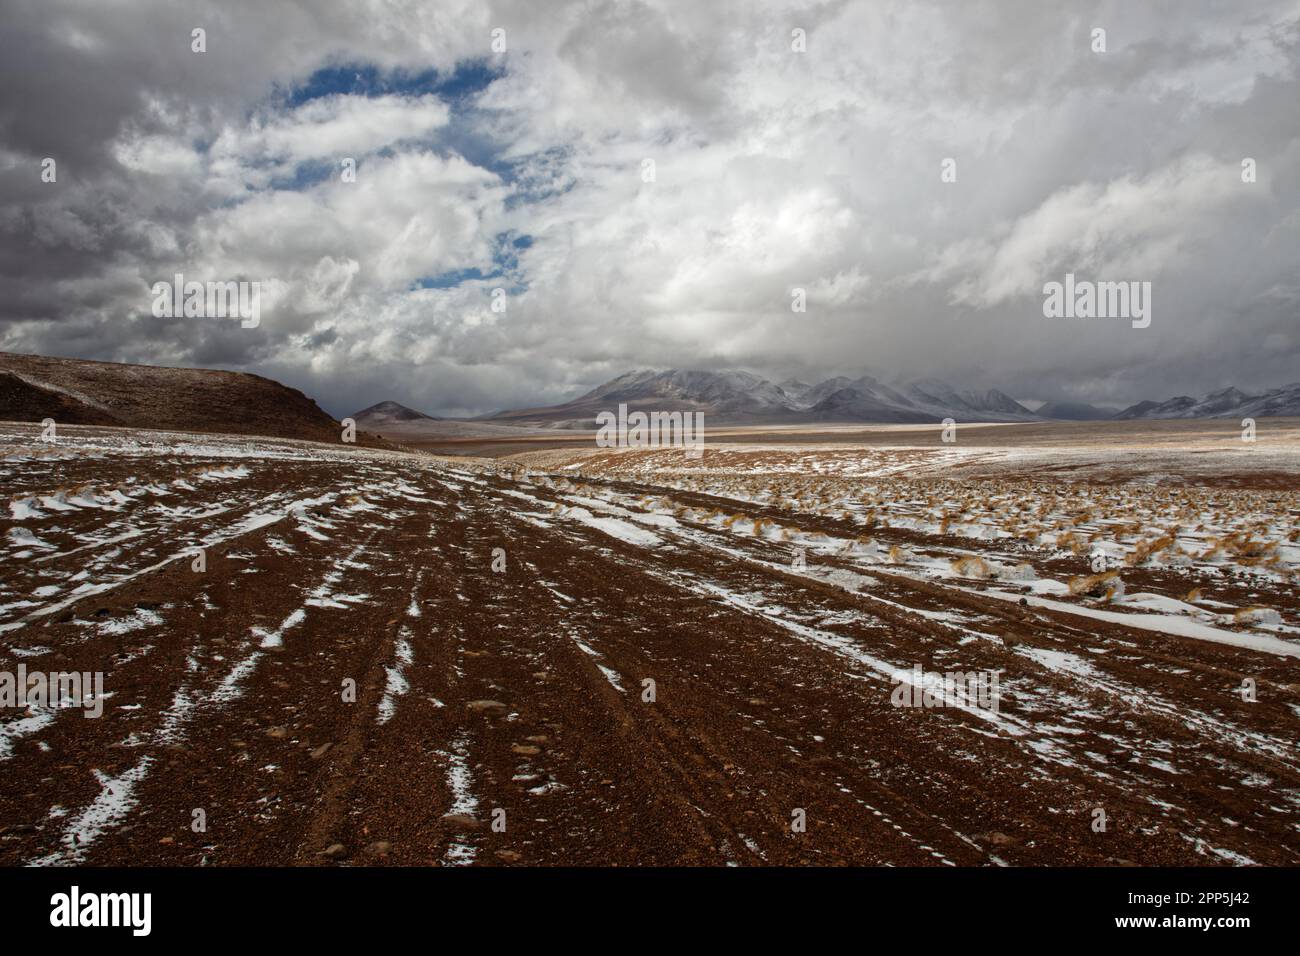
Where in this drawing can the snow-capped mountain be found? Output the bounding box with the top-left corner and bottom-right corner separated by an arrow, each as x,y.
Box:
484,369 -> 1039,427
1115,384 -> 1300,420
359,374 -> 1300,433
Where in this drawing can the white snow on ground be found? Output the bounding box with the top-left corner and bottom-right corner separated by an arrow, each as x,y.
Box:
209,651 -> 263,706
1183,834 -> 1258,866
561,493 -> 680,530
29,758 -> 153,865
555,505 -> 664,548
198,465 -> 250,481
304,542 -> 371,609
684,577 -> 1026,735
96,606 -> 165,637
252,607 -> 305,649
0,707 -> 57,760
1,491 -> 358,635
595,663 -> 626,692
569,632 -> 626,692
405,570 -> 425,618
1015,646 -> 1100,679
9,497 -> 41,520
979,589 -> 1300,658
440,732 -> 478,865
494,487 -> 665,547
377,630 -> 414,724
8,527 -> 53,550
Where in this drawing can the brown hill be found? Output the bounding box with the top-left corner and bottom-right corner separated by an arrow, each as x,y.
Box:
0,351 -> 389,447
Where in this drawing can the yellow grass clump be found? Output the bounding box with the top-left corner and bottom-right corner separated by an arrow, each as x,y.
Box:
949,555 -> 991,579
1068,571 -> 1124,601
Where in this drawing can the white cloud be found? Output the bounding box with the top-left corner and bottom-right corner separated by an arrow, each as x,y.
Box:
2,0 -> 1299,414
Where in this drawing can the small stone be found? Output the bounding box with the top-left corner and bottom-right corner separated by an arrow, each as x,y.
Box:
320,843 -> 347,859
158,836 -> 175,845
494,849 -> 522,862
466,700 -> 508,717
525,735 -> 549,744
366,841 -> 393,857
442,813 -> 480,831
266,726 -> 288,740
310,743 -> 334,760
511,743 -> 541,756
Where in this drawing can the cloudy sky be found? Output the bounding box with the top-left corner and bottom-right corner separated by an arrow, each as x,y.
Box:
2,0 -> 1298,417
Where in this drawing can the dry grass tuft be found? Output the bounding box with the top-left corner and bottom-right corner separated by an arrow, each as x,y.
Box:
949,555 -> 991,579
1068,571 -> 1124,601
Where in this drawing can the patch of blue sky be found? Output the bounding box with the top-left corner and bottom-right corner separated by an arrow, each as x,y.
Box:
268,158 -> 337,191
411,232 -> 532,293
241,59 -> 578,214
253,59 -> 530,189
284,60 -> 501,107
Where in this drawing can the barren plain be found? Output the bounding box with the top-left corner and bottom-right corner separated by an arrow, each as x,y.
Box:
1,419 -> 1296,866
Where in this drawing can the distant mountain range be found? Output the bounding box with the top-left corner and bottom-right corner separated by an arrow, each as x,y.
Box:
475,369 -> 1041,428
355,370 -> 1300,429
1113,384 -> 1300,420
5,352 -> 1294,446
476,370 -> 1300,428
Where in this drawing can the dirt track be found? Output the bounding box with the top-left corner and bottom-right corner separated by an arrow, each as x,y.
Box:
1,425 -> 1297,866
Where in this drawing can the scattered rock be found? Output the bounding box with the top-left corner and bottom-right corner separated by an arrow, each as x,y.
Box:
365,841 -> 393,858
158,836 -> 175,846
494,849 -> 522,862
320,843 -> 347,859
310,742 -> 334,760
525,735 -> 549,744
466,700 -> 508,717
511,743 -> 541,756
266,726 -> 288,740
442,813 -> 480,831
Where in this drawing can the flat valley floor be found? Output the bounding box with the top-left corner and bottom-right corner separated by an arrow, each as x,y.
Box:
1,419 -> 1297,866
